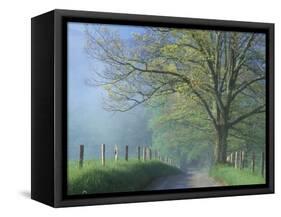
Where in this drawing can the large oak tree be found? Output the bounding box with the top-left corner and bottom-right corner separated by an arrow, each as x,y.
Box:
85,26 -> 266,163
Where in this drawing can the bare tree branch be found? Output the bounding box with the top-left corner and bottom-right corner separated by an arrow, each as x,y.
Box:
229,104 -> 265,127
231,76 -> 265,102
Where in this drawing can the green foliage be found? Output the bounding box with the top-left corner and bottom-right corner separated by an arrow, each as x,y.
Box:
147,93 -> 213,167
85,25 -> 266,165
227,112 -> 266,153
68,160 -> 181,195
210,164 -> 265,185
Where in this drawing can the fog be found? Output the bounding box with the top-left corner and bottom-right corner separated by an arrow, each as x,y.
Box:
67,87 -> 152,160
67,23 -> 152,160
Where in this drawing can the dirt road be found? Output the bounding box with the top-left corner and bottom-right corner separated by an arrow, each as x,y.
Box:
145,168 -> 222,190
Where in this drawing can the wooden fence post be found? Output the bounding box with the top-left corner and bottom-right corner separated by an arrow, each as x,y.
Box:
243,151 -> 247,168
234,151 -> 238,168
238,151 -> 242,169
238,151 -> 241,169
143,147 -> 146,161
101,144 -> 105,166
240,151 -> 245,169
79,144 -> 84,169
125,145 -> 128,161
114,144 -> 118,161
137,146 -> 141,161
226,155 -> 230,163
252,152 -> 256,173
261,151 -> 265,177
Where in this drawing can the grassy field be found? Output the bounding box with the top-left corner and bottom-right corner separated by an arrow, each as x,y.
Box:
210,164 -> 265,186
68,160 -> 181,195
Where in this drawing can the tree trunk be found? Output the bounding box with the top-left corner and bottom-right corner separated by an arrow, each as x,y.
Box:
215,125 -> 228,164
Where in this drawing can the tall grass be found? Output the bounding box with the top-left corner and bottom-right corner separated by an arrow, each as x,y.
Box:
68,160 -> 181,195
210,164 -> 265,186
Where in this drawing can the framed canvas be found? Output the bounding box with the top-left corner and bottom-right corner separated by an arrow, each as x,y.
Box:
31,9 -> 274,207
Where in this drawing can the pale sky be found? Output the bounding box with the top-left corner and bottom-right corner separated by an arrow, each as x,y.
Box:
67,22 -> 150,160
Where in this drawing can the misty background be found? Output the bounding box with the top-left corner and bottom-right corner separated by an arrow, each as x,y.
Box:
67,23 -> 152,160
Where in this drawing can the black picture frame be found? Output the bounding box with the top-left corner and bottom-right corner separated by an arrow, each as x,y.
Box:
31,9 -> 274,207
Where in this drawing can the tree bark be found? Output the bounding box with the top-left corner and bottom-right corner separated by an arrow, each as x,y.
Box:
215,125 -> 228,163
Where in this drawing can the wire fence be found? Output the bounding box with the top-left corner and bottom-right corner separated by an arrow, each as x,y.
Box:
226,150 -> 265,177
77,144 -> 179,169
